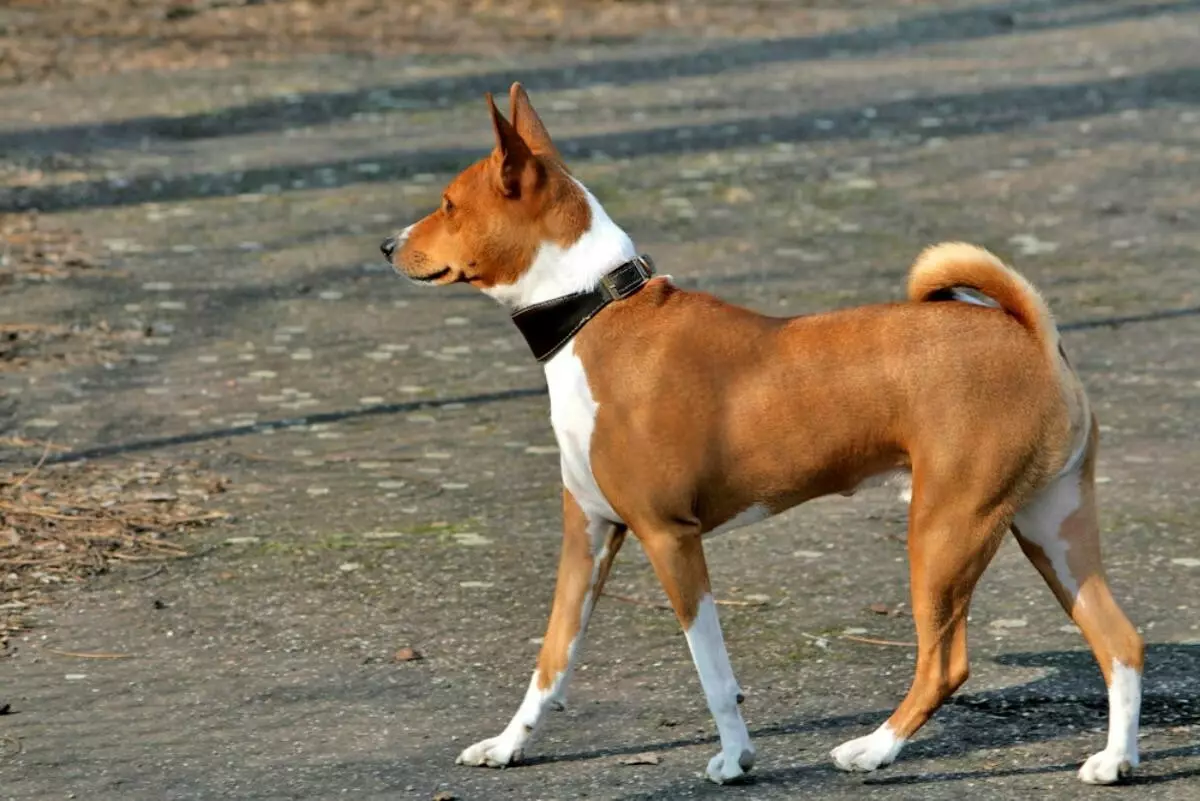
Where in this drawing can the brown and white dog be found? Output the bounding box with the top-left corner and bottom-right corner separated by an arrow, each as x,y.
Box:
381,83 -> 1143,786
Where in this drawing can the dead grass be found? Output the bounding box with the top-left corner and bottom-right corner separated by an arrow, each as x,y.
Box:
0,212 -> 97,282
0,212 -> 146,373
0,0 -> 878,85
0,450 -> 230,655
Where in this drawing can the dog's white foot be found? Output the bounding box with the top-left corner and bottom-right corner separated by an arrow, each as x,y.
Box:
456,734 -> 523,768
1078,748 -> 1137,785
705,746 -> 756,784
831,725 -> 904,772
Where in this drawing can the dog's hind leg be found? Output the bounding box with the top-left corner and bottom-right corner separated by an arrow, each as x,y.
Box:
832,476 -> 1008,772
1012,427 -> 1143,785
637,524 -> 755,784
457,490 -> 626,768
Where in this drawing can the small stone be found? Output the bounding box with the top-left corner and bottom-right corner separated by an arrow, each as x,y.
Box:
318,291 -> 343,301
362,531 -> 407,540
990,618 -> 1028,628
453,533 -> 493,547
395,647 -> 424,662
839,177 -> 877,190
793,550 -> 823,559
25,418 -> 59,429
722,186 -> 755,204
307,487 -> 331,496
843,627 -> 869,635
377,480 -> 407,490
339,562 -> 362,572
64,674 -> 88,681
441,482 -> 469,491
1171,558 -> 1200,568
459,581 -> 494,589
291,349 -> 313,361
142,281 -> 173,291
157,301 -> 186,310
1009,234 -> 1058,256
431,792 -> 456,801
224,536 -> 260,545
620,753 -> 662,766
524,445 -> 559,455
359,396 -> 385,405
249,370 -> 277,379
197,354 -> 219,363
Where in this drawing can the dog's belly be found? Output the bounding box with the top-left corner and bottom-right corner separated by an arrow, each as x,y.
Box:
843,468 -> 913,502
544,342 -> 621,523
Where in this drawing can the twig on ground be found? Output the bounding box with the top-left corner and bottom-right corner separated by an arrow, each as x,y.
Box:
603,592 -> 672,610
130,564 -> 167,581
839,634 -> 916,648
9,442 -> 51,491
602,593 -> 770,610
44,647 -> 133,659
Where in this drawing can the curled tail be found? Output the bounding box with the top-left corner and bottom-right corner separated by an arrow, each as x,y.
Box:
909,241 -> 1090,474
908,241 -> 1060,368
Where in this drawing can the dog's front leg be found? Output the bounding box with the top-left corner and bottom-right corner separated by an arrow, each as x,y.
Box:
457,490 -> 625,768
639,526 -> 755,784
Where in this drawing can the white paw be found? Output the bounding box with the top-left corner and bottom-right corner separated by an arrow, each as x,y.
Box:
831,727 -> 903,773
456,735 -> 522,768
1079,748 -> 1137,785
705,747 -> 756,784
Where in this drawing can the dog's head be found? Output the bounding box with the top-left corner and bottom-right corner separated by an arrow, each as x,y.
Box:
381,83 -> 590,297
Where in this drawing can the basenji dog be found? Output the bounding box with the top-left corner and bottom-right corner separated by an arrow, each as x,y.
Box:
381,83 -> 1143,786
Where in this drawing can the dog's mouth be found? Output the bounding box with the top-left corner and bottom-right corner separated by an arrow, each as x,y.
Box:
403,266 -> 453,285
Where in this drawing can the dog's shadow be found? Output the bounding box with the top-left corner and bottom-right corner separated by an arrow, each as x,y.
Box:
534,642 -> 1200,787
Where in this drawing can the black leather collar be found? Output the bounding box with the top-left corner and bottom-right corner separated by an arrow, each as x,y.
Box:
511,255 -> 655,362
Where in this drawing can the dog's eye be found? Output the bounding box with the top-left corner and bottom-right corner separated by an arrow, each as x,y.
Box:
442,196 -> 455,215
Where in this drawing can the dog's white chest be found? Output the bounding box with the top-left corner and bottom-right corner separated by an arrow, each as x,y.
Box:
543,343 -> 621,523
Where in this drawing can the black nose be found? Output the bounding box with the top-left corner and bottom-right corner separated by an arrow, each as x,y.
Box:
380,237 -> 397,259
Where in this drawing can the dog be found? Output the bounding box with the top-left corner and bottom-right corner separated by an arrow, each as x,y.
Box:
381,83 -> 1143,786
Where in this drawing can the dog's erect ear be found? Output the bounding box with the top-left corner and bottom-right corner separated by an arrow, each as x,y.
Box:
486,91 -> 538,198
508,82 -> 560,160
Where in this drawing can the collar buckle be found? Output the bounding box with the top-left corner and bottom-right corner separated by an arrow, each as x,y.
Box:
598,255 -> 655,302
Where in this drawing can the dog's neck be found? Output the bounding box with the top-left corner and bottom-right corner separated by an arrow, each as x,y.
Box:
483,181 -> 638,309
